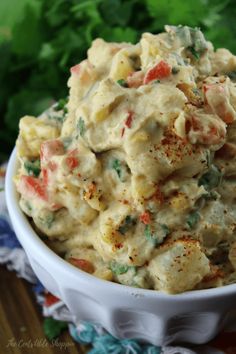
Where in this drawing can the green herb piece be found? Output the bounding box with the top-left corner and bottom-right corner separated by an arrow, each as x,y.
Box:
188,46 -> 200,59
154,79 -> 161,83
198,165 -> 223,191
110,261 -> 129,275
39,212 -> 55,229
117,79 -> 128,87
144,225 -> 151,240
54,98 -> 68,112
43,317 -> 67,340
77,117 -> 85,137
116,266 -> 138,286
24,159 -> 41,177
112,159 -> 122,178
118,215 -> 136,235
144,224 -> 169,245
166,26 -> 207,60
51,98 -> 68,124
48,114 -> 65,124
131,268 -> 148,288
45,213 -> 54,229
186,211 -> 200,229
111,159 -> 130,182
172,67 -> 179,74
0,187 -> 4,192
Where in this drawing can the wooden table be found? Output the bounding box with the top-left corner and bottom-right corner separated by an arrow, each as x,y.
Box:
0,265 -> 89,354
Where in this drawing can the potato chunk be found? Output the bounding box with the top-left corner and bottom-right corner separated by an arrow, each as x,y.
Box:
147,239 -> 210,293
17,116 -> 60,158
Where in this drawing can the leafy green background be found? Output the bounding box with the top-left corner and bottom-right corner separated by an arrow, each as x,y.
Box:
0,0 -> 235,162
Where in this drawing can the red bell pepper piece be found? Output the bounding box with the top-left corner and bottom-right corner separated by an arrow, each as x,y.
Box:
19,175 -> 48,201
68,258 -> 95,274
144,60 -> 171,84
140,211 -> 151,224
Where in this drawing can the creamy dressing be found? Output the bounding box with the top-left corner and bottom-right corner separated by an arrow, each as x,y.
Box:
15,25 -> 236,293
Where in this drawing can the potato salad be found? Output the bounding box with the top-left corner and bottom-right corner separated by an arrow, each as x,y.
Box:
15,25 -> 236,293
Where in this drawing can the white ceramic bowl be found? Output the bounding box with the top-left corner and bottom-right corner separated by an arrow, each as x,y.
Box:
6,148 -> 236,346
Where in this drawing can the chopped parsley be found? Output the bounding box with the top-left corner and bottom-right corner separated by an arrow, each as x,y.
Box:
144,223 -> 169,245
49,98 -> 69,124
111,158 -> 130,182
39,212 -> 55,229
118,215 -> 136,235
186,211 -> 200,229
166,26 -> 208,60
77,117 -> 85,137
44,213 -> 54,229
24,159 -> 41,177
117,79 -> 128,87
54,98 -> 68,114
48,114 -> 65,124
112,159 -> 122,178
187,46 -> 200,60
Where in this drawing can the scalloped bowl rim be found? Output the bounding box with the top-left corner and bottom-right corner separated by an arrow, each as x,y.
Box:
6,147 -> 236,300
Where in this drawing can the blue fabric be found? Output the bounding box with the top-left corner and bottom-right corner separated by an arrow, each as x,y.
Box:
143,346 -> 162,354
75,322 -> 98,344
33,279 -> 45,294
0,217 -> 21,249
69,323 -> 161,354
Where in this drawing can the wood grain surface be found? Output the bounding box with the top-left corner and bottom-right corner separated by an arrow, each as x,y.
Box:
0,265 -> 89,354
